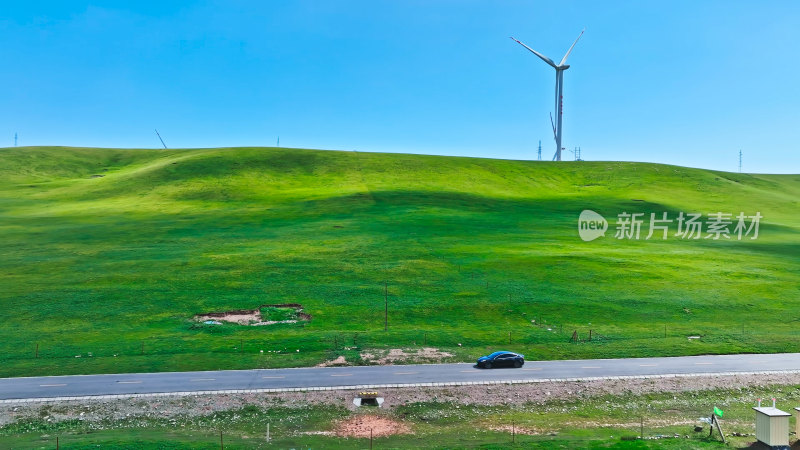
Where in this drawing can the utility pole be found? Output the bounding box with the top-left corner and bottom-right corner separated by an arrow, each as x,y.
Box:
384,282 -> 388,331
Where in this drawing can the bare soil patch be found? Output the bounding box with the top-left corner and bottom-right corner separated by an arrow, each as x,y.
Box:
360,347 -> 454,365
334,414 -> 412,437
316,356 -> 348,367
193,303 -> 310,326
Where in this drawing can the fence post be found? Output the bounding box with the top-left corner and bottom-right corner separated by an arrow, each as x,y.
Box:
512,420 -> 515,444
35,343 -> 39,359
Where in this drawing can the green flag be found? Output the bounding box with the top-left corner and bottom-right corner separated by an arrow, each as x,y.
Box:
713,407 -> 724,417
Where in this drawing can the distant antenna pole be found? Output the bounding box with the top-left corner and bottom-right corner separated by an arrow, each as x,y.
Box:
575,146 -> 581,161
155,129 -> 167,149
277,136 -> 280,147
738,150 -> 742,173
537,140 -> 542,161
14,132 -> 18,147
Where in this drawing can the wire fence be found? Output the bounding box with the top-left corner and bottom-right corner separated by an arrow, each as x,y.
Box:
6,321 -> 800,365
20,432 -> 653,449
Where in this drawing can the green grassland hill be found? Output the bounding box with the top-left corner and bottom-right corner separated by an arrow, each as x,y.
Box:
0,146 -> 798,377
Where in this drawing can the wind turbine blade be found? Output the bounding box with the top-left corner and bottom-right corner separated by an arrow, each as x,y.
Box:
558,28 -> 585,67
552,151 -> 558,161
549,112 -> 557,139
509,36 -> 558,68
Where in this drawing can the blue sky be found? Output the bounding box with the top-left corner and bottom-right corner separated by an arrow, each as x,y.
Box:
2,1 -> 798,173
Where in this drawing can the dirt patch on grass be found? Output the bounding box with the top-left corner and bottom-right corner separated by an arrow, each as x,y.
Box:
200,310 -> 260,325
360,347 -> 454,365
193,303 -> 310,326
334,414 -> 412,437
316,356 -> 348,367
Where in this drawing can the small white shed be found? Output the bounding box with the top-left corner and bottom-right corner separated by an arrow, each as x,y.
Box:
795,407 -> 800,441
753,406 -> 790,448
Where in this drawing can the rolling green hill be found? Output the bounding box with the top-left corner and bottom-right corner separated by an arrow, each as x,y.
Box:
1,146 -> 798,377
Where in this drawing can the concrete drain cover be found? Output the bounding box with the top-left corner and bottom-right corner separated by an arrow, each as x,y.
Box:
353,391 -> 384,407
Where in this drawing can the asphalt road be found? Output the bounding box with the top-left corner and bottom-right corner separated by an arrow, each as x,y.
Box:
3,353 -> 800,400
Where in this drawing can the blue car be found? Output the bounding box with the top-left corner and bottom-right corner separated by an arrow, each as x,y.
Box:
476,351 -> 524,369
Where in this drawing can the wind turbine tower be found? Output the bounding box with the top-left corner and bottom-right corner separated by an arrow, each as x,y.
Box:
511,29 -> 584,162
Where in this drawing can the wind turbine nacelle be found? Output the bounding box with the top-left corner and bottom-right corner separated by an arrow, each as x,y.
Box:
559,64 -> 570,70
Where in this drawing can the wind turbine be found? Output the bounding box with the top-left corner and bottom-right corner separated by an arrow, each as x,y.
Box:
510,29 -> 584,161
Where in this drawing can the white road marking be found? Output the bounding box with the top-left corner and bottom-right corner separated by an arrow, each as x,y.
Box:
116,381 -> 142,384
695,362 -> 713,365
521,368 -> 542,371
39,384 -> 67,387
639,364 -> 658,367
581,366 -> 602,369
393,372 -> 418,375
330,374 -> 352,377
262,376 -> 285,379
460,370 -> 479,373
190,378 -> 216,381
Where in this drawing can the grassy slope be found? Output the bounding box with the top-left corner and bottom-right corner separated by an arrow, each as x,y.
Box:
0,146 -> 799,377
